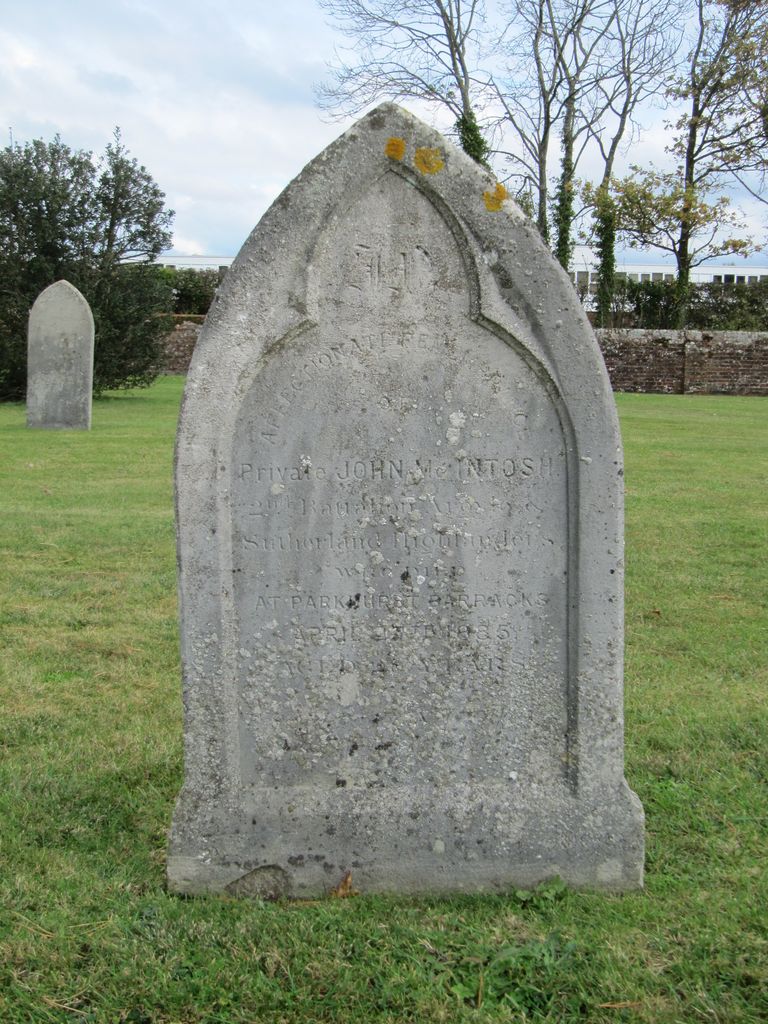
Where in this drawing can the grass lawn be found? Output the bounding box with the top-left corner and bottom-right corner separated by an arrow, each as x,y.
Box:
1,377 -> 766,1023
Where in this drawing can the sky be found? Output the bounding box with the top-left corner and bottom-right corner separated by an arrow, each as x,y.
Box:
1,0 -> 765,265
1,0 -> 357,257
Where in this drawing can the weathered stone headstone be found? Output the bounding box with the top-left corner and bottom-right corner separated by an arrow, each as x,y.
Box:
27,280 -> 94,430
168,104 -> 644,897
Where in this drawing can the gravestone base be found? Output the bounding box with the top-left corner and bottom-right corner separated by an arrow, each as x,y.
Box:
168,781 -> 643,896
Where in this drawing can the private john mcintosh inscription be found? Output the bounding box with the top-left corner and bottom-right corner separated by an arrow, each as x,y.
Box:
168,104 -> 644,897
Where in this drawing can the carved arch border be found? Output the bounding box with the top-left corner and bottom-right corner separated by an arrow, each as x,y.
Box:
216,161 -> 582,793
175,107 -> 626,817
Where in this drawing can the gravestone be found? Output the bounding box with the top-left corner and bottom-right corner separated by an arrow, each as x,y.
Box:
27,280 -> 94,430
168,104 -> 644,897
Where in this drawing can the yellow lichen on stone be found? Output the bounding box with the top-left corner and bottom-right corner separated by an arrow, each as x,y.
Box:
414,147 -> 444,175
483,182 -> 508,211
385,137 -> 406,161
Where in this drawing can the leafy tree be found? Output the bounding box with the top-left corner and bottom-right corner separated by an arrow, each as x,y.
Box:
687,279 -> 768,330
0,132 -> 174,400
456,110 -> 491,166
90,264 -> 174,393
160,267 -> 220,316
661,0 -> 767,323
608,165 -> 755,272
616,277 -> 680,327
94,131 -> 174,269
609,276 -> 768,329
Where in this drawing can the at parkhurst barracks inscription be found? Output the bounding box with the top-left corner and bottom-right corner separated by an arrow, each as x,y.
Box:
167,104 -> 644,898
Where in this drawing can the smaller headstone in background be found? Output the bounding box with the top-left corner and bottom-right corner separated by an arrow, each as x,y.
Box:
27,280 -> 94,430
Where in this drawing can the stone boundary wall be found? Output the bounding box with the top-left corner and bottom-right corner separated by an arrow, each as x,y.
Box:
162,315 -> 206,374
161,320 -> 768,395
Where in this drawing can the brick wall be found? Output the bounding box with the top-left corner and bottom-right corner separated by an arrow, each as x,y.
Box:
161,321 -> 768,395
596,330 -> 685,394
682,331 -> 768,395
596,329 -> 768,395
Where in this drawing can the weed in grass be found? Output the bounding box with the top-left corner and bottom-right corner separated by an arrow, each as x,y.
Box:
440,932 -> 582,1014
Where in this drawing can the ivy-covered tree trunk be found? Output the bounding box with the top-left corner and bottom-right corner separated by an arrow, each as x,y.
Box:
554,95 -> 576,271
456,110 -> 490,167
594,186 -> 616,327
674,236 -> 692,329
674,102 -> 699,329
536,140 -> 550,243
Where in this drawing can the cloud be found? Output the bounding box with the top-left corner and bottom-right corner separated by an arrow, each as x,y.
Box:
169,233 -> 207,256
78,69 -> 139,95
0,0 -> 352,255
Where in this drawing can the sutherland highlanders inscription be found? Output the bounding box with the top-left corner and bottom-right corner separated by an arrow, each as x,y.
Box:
168,104 -> 644,898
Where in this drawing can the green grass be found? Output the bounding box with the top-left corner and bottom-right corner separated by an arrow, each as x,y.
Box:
1,379 -> 766,1023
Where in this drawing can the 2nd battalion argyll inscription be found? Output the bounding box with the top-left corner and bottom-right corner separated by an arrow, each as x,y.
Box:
168,103 -> 644,898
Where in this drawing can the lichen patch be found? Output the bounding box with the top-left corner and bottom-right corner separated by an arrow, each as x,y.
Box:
483,182 -> 508,211
385,137 -> 406,161
414,147 -> 444,175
